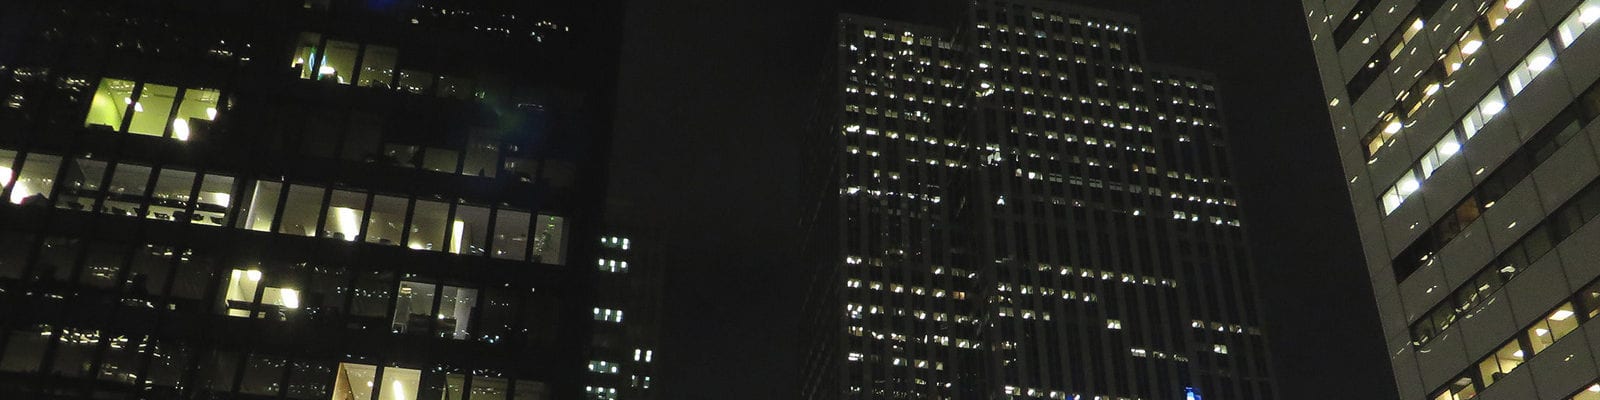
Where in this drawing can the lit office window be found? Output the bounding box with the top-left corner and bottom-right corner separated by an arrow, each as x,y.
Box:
279,184 -> 325,237
171,88 -> 219,141
318,41 -> 359,84
0,150 -> 14,192
195,174 -> 234,226
1558,0 -> 1600,47
149,168 -> 197,222
242,181 -> 284,232
1527,304 -> 1580,353
220,268 -> 301,319
1477,339 -> 1524,386
358,45 -> 398,89
85,78 -> 136,130
439,286 -> 478,340
593,307 -> 623,323
10,153 -> 61,205
1508,40 -> 1557,95
493,209 -> 531,260
292,33 -> 323,79
57,158 -> 107,212
392,280 -> 438,334
408,199 -> 450,251
531,214 -> 565,265
323,190 -> 368,241
441,373 -> 467,400
127,84 -> 177,137
103,164 -> 151,217
365,195 -> 408,246
453,205 -> 491,255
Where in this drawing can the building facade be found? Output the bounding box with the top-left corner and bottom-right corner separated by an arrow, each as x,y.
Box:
586,222 -> 663,400
1302,0 -> 1600,399
802,1 -> 1276,399
0,0 -> 622,398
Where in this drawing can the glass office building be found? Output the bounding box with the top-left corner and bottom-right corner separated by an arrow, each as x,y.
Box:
802,1 -> 1276,399
1303,0 -> 1600,399
0,0 -> 623,398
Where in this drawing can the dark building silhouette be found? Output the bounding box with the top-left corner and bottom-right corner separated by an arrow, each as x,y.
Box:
801,1 -> 1276,399
1303,0 -> 1600,399
0,0 -> 624,398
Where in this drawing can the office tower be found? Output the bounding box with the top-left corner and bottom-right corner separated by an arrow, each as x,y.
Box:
1302,0 -> 1600,399
587,221 -> 664,400
801,1 -> 1276,399
0,0 -> 622,398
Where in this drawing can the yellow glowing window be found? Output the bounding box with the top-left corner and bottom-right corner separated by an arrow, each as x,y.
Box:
84,78 -> 136,130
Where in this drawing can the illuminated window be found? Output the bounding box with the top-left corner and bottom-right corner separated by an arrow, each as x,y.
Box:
220,268 -> 301,319
392,281 -> 477,339
84,78 -> 136,131
330,363 -> 419,400
241,181 -> 283,232
1558,0 -> 1600,47
279,184 -> 325,237
292,33 -> 323,79
1476,339 -> 1523,386
318,40 -> 359,84
357,45 -> 398,89
148,168 -> 197,222
84,78 -> 218,140
493,209 -> 531,260
323,190 -> 368,241
453,205 -> 491,255
365,195 -> 408,246
99,164 -> 150,218
408,199 -> 450,251
127,84 -> 177,137
171,88 -> 219,141
10,153 -> 60,206
57,158 -> 107,212
194,174 -> 234,226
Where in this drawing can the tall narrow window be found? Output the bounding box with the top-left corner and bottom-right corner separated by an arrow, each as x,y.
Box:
85,78 -> 136,130
531,214 -> 566,265
0,149 -> 15,192
453,205 -> 491,255
243,181 -> 283,232
439,286 -> 478,339
292,33 -> 323,79
195,174 -> 234,226
393,280 -> 438,335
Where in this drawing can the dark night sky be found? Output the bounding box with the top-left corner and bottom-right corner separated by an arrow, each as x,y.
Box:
606,1 -> 1397,399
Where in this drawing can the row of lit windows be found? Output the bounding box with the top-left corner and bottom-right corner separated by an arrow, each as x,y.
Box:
845,279 -> 968,299
1391,71 -> 1600,281
1359,0 -> 1526,156
1127,347 -> 1188,362
1191,320 -> 1263,335
1410,177 -> 1600,347
1001,384 -> 1142,400
83,78 -> 221,141
846,326 -> 978,350
291,32 -> 481,100
0,332 -> 549,400
844,303 -> 978,324
844,352 -> 948,371
1380,1 -> 1600,214
596,259 -> 628,273
1430,276 -> 1600,400
0,150 -> 567,264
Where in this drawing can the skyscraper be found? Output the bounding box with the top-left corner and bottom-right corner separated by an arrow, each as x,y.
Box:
802,1 -> 1276,399
1302,0 -> 1600,399
0,0 -> 622,398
